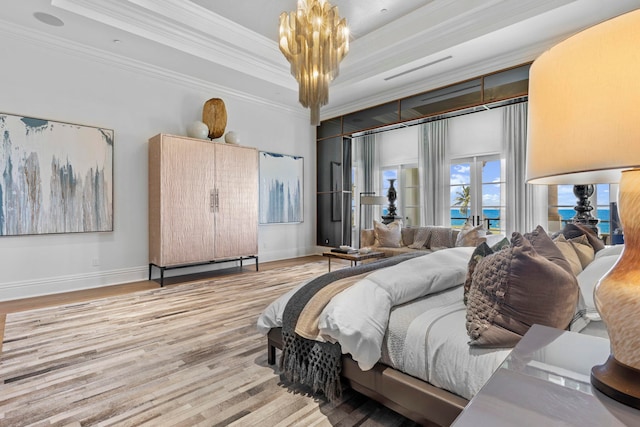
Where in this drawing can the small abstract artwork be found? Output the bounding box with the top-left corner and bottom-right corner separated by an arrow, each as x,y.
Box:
259,151 -> 303,224
0,113 -> 114,236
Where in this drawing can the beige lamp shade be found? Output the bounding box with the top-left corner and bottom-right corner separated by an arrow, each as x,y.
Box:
526,9 -> 640,185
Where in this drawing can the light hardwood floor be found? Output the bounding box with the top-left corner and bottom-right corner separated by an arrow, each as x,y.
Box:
1,256 -> 419,426
0,256 -> 328,314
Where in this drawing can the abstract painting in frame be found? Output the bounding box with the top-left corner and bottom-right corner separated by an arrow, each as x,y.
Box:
259,151 -> 303,224
0,113 -> 114,236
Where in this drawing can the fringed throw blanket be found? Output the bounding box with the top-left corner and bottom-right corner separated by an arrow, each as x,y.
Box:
279,252 -> 423,401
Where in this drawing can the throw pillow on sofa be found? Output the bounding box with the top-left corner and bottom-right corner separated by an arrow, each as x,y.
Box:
466,225 -> 579,347
408,227 -> 431,249
428,226 -> 457,250
373,219 -> 402,248
455,221 -> 487,247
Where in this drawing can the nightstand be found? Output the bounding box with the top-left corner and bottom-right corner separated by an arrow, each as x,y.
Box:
452,324 -> 640,426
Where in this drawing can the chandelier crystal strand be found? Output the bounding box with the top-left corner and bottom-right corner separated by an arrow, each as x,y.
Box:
279,0 -> 349,126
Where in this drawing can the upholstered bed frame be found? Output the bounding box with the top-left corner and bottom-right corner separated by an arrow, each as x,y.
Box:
267,328 -> 467,427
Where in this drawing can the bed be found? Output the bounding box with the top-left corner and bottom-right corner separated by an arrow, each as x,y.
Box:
257,227 -> 621,426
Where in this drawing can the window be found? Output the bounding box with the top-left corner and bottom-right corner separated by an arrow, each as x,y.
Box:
595,184 -> 611,235
401,166 -> 420,227
548,184 -> 611,235
450,155 -> 504,232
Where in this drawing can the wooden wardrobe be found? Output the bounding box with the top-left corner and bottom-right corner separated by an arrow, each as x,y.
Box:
148,134 -> 258,285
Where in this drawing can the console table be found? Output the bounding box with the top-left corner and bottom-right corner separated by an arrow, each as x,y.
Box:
452,324 -> 640,426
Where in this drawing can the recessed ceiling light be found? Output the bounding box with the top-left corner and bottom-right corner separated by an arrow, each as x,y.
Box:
113,39 -> 121,44
33,12 -> 64,27
381,8 -> 388,13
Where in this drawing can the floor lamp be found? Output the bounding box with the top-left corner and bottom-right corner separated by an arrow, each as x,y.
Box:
526,9 -> 640,408
359,193 -> 388,248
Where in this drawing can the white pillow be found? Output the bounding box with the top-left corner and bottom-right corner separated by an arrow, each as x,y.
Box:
455,222 -> 486,247
373,219 -> 402,248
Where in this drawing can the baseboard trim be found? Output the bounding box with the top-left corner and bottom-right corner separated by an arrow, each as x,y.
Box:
0,267 -> 148,302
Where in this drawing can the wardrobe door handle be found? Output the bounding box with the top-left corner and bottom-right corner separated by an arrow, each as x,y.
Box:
215,189 -> 220,212
210,190 -> 215,212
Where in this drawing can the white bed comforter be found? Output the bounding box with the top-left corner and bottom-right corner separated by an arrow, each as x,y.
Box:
381,288 -> 510,399
317,246 -> 475,370
257,246 -> 475,370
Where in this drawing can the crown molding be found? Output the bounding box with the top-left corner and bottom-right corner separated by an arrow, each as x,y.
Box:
0,18 -> 304,118
52,0 -> 295,90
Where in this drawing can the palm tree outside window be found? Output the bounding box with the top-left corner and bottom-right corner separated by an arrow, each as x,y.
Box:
450,155 -> 504,233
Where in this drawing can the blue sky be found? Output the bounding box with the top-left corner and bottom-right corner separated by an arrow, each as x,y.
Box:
557,184 -> 610,207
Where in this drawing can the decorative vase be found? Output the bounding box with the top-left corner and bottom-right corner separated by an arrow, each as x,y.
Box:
382,178 -> 399,224
591,169 -> 640,408
186,121 -> 209,139
202,98 -> 227,140
224,131 -> 239,144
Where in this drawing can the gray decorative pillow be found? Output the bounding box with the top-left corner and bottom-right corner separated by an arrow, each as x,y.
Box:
428,226 -> 455,250
466,227 -> 579,347
373,219 -> 402,248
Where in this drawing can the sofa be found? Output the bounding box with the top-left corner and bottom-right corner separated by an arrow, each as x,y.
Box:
359,223 -> 448,257
360,220 -> 508,258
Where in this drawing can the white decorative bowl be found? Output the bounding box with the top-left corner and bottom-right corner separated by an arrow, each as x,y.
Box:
224,131 -> 239,144
186,121 -> 209,139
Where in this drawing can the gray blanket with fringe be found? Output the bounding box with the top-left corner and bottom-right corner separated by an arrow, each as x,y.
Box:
279,252 -> 424,401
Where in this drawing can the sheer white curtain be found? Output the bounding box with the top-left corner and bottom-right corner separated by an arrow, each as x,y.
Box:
419,120 -> 450,226
503,101 -> 544,235
354,132 -> 380,229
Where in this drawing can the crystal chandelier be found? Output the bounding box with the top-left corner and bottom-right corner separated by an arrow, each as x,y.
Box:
279,0 -> 349,126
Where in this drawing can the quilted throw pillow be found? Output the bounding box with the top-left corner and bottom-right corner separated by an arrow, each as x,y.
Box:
463,237 -> 510,305
466,226 -> 579,347
373,219 -> 402,248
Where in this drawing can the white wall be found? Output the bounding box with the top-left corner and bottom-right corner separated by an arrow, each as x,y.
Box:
0,31 -> 316,301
